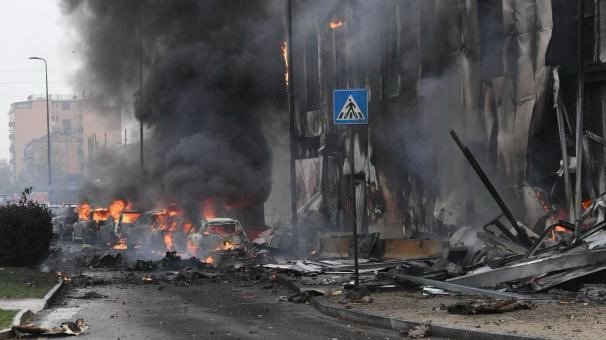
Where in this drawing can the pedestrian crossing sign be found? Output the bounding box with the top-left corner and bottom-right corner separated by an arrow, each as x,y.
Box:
333,89 -> 368,125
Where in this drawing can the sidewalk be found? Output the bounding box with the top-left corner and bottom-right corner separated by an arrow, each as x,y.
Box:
280,277 -> 555,340
0,298 -> 46,313
0,279 -> 63,339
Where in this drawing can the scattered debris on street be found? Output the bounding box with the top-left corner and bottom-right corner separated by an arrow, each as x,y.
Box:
13,319 -> 88,336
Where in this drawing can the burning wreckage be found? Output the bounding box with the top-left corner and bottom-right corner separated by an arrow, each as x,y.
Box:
51,122 -> 606,305
53,199 -> 259,264
251,129 -> 606,311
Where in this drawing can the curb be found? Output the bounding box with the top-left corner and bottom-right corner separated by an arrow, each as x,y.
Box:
277,276 -> 548,340
41,279 -> 64,311
0,279 -> 63,339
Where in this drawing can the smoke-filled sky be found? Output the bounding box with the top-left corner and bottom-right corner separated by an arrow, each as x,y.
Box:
0,0 -> 78,161
65,0 -> 286,223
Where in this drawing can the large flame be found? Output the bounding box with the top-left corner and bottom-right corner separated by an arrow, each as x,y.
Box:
76,202 -> 91,221
281,41 -> 288,87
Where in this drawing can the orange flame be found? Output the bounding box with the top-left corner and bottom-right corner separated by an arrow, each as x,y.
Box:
219,241 -> 235,251
281,41 -> 288,87
162,232 -> 173,250
112,238 -> 128,250
582,199 -> 592,210
550,224 -> 571,240
76,202 -> 91,221
182,222 -> 193,234
201,199 -> 216,220
109,200 -> 126,220
203,256 -> 214,265
329,20 -> 344,29
121,212 -> 141,224
92,209 -> 110,222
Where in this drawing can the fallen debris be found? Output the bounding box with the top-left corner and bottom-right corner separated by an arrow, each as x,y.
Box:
68,291 -> 107,299
446,249 -> 606,288
13,319 -> 88,336
403,322 -> 431,339
287,290 -> 324,303
446,300 -> 534,315
577,284 -> 606,303
339,287 -> 373,304
394,273 -> 535,300
90,254 -> 123,268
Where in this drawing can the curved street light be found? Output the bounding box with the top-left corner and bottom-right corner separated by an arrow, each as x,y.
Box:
28,56 -> 52,203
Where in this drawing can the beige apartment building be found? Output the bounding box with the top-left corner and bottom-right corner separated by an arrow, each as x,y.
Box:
8,93 -> 122,188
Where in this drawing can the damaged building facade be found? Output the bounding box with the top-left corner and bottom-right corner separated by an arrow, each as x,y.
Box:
291,0 -> 606,241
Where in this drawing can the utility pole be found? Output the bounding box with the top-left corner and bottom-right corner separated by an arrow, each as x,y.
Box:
139,10 -> 144,169
287,0 -> 298,250
574,0 -> 585,239
28,57 -> 52,203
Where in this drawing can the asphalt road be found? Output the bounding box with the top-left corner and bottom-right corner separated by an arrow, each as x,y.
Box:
29,272 -> 402,340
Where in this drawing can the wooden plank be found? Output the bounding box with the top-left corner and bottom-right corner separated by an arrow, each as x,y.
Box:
382,239 -> 442,260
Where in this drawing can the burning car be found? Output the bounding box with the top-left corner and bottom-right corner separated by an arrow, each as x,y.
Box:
71,200 -> 135,246
187,218 -> 249,258
71,208 -> 107,244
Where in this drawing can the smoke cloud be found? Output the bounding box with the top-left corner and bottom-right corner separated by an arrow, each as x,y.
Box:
62,0 -> 286,224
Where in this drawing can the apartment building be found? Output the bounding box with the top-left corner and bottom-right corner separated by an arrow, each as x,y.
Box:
8,93 -> 121,189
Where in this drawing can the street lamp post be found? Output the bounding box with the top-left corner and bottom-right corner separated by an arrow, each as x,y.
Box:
28,57 -> 52,203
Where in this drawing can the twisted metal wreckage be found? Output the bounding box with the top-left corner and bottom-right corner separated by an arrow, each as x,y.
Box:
275,0 -> 606,303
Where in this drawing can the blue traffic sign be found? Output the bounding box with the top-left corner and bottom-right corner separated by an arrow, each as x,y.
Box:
333,89 -> 368,125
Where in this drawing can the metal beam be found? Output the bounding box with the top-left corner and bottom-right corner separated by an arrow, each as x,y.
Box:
393,274 -> 538,301
447,249 -> 606,288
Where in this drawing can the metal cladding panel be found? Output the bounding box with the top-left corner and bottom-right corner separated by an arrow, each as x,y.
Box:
600,0 -> 606,62
495,0 -> 553,191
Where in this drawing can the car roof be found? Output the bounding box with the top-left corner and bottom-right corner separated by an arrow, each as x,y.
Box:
204,217 -> 238,224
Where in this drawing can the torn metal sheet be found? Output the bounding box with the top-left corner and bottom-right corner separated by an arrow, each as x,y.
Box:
393,274 -> 537,300
447,249 -> 606,288
13,319 -> 88,336
262,261 -> 323,274
530,265 -> 606,291
422,286 -> 452,296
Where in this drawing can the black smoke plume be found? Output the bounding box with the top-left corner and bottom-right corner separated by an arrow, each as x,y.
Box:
62,0 -> 286,225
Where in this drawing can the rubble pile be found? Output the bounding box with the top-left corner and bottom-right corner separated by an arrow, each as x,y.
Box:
253,131 -> 606,311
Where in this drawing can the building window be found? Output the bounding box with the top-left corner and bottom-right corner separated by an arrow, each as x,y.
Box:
62,119 -> 72,135
62,101 -> 71,110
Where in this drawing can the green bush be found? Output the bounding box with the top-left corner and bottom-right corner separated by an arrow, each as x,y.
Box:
0,188 -> 53,266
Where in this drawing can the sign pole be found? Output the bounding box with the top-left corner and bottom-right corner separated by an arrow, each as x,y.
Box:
350,125 -> 359,287
333,88 -> 367,289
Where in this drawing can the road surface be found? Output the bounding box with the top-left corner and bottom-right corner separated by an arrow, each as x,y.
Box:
31,271 -> 401,340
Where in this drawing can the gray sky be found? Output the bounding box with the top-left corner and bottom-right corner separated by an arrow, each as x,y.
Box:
0,0 -> 79,160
